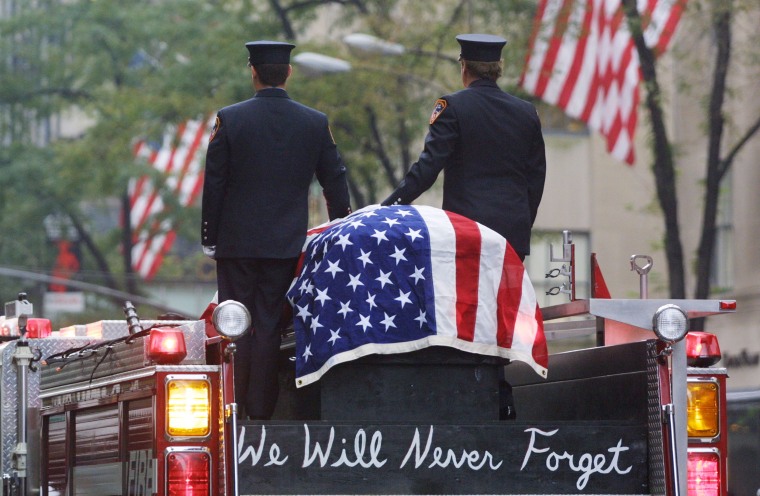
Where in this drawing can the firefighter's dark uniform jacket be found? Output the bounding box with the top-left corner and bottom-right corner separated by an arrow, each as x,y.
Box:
382,79 -> 546,257
201,87 -> 351,258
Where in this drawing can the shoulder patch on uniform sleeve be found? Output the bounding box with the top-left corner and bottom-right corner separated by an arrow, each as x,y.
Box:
429,99 -> 448,125
209,116 -> 221,143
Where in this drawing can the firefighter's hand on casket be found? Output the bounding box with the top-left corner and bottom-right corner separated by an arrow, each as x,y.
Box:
202,245 -> 216,259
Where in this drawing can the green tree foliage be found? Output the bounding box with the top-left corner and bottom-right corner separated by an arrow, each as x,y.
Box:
0,0 -> 535,309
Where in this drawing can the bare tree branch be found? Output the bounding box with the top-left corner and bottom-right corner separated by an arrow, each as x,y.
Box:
694,2 -> 732,317
364,104 -> 399,186
269,0 -> 296,39
719,112 -> 760,179
622,0 -> 686,298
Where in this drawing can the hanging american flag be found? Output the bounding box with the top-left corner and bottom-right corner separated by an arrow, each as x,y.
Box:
520,0 -> 686,164
130,117 -> 213,280
287,205 -> 548,387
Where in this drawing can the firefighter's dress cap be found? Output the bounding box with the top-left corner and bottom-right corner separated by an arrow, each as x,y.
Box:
455,34 -> 507,62
245,40 -> 295,65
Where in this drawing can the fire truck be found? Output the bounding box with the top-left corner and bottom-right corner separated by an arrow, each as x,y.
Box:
0,229 -> 735,495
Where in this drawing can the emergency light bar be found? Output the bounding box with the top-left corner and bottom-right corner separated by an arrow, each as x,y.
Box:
0,317 -> 52,339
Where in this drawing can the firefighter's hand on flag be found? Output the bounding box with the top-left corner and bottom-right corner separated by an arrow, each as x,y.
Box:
202,245 -> 216,259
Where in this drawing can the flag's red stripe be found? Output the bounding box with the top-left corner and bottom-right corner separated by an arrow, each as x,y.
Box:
133,229 -> 154,273
145,230 -> 176,280
446,212 -> 480,342
179,122 -> 209,205
495,246 -> 524,349
131,124 -> 185,276
519,0 -> 550,87
654,0 -> 685,54
533,0 -> 576,98
532,305 -> 549,368
557,0 -> 595,109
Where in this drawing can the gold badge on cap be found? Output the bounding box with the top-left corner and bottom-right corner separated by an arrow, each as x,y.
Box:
429,99 -> 447,125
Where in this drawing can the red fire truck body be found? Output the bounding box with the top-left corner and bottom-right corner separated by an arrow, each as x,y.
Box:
0,236 -> 735,495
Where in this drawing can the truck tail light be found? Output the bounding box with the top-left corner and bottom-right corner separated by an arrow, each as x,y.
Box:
686,332 -> 721,367
166,448 -> 211,495
148,327 -> 187,364
687,449 -> 721,496
687,380 -> 720,439
166,376 -> 211,437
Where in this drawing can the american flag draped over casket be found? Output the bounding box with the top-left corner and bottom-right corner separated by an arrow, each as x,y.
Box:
287,205 -> 548,387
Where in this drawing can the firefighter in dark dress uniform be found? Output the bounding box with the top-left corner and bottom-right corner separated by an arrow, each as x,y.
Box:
382,34 -> 546,261
201,40 -> 351,420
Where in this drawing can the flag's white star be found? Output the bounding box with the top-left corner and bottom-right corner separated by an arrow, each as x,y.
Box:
375,270 -> 393,289
357,249 -> 373,267
415,309 -> 427,328
370,229 -> 388,244
314,287 -> 331,305
328,329 -> 341,345
362,210 -> 378,218
405,228 -> 423,242
310,315 -> 324,334
410,266 -> 425,284
395,290 -> 412,309
302,344 -> 312,362
396,209 -> 414,217
366,292 -> 377,310
380,312 -> 397,332
347,219 -> 365,230
357,314 -> 372,332
335,233 -> 353,250
311,259 -> 323,274
324,259 -> 343,278
298,279 -> 311,293
347,273 -> 364,291
301,280 -> 315,295
337,300 -> 353,318
382,217 -> 400,228
295,304 -> 311,321
390,246 -> 408,265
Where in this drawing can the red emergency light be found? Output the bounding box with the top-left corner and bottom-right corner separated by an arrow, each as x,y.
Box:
685,332 -> 721,367
166,449 -> 211,495
26,318 -> 52,338
0,317 -> 51,338
687,449 -> 721,496
147,327 -> 187,365
718,300 -> 736,311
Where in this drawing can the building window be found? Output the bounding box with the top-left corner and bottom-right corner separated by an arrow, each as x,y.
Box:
711,173 -> 733,293
535,102 -> 589,135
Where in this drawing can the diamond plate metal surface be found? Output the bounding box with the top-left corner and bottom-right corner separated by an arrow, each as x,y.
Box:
646,340 -> 667,495
0,337 -> 89,476
40,320 -> 207,391
1,319 -> 207,477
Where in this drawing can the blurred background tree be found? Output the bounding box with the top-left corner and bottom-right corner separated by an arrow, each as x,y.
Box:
0,0 -> 535,318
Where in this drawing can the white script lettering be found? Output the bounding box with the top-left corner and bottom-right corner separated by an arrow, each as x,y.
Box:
400,426 -> 502,471
302,424 -> 386,468
238,426 -> 289,466
520,427 -> 633,490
